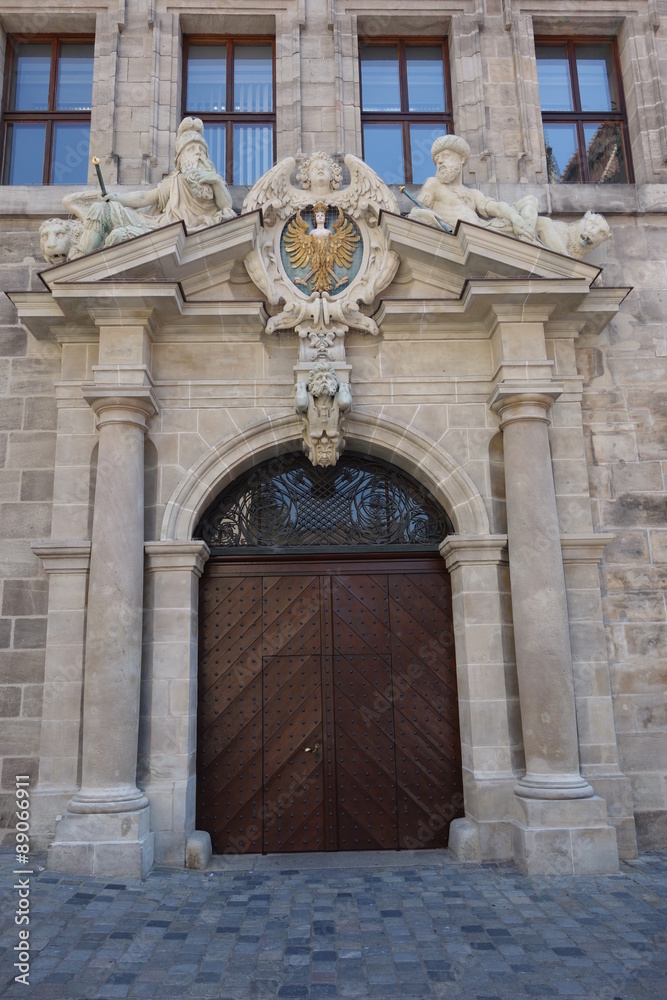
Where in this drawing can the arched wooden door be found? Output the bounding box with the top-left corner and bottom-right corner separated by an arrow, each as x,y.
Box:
195,455 -> 463,854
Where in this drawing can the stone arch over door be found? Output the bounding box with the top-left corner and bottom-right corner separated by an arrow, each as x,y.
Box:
143,411 -> 508,865
160,411 -> 491,542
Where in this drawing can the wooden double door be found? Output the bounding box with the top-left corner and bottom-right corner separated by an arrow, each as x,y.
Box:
197,555 -> 462,854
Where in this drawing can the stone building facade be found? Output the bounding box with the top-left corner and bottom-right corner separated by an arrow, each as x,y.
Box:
0,0 -> 665,876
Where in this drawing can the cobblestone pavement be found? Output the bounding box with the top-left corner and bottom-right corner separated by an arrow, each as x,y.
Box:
1,849 -> 666,1000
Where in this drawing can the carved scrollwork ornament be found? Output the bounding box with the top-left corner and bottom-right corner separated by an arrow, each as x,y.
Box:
243,152 -> 400,467
242,152 -> 399,340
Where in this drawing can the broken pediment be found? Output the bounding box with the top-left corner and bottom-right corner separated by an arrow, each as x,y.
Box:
11,203 -> 627,346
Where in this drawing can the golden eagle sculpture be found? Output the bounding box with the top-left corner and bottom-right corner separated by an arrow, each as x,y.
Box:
284,203 -> 360,294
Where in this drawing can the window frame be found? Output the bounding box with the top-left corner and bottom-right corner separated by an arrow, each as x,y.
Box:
359,36 -> 453,186
1,34 -> 94,186
182,35 -> 276,186
535,35 -> 634,184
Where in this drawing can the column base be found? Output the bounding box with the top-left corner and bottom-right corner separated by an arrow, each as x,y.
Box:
512,794 -> 619,875
515,772 -> 594,799
68,785 -> 149,813
47,806 -> 154,878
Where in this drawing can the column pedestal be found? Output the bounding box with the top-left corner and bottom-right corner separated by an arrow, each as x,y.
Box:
47,806 -> 153,878
512,796 -> 619,876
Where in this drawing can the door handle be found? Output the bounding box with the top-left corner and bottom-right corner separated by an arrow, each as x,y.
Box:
304,742 -> 322,762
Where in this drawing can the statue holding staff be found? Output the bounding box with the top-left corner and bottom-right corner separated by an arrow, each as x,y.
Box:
58,117 -> 235,260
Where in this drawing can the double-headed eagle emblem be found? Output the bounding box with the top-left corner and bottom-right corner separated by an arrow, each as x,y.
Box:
284,203 -> 360,295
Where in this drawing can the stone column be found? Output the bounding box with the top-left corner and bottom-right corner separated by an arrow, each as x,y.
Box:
48,389 -> 157,877
490,384 -> 619,875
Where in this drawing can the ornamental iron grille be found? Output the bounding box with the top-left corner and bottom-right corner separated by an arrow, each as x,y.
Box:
196,452 -> 452,552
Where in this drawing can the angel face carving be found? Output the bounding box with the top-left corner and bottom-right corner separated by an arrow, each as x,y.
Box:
295,153 -> 343,198
282,205 -> 361,295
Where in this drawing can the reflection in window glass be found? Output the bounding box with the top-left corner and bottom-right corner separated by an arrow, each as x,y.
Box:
410,123 -> 449,184
56,44 -> 94,110
10,44 -> 51,111
362,124 -> 404,184
234,45 -> 273,112
3,123 -> 46,184
543,123 -> 580,183
536,46 -> 573,111
186,45 -> 227,111
51,123 -> 91,184
202,124 -> 226,177
576,46 -> 616,111
360,45 -> 401,112
406,46 -> 446,112
234,124 -> 273,184
584,122 -> 626,183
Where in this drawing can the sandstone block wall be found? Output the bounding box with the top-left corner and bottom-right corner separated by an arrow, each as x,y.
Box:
0,0 -> 665,848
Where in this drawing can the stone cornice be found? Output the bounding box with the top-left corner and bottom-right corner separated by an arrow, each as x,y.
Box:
560,533 -> 615,563
439,535 -> 509,570
144,541 -> 211,577
31,541 -> 92,574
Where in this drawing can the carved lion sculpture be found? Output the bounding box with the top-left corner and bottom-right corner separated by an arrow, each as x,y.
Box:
535,210 -> 611,260
39,217 -> 84,265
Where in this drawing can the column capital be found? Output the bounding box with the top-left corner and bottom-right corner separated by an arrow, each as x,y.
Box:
439,534 -> 508,572
31,540 -> 91,574
145,540 -> 211,577
83,386 -> 159,430
488,381 -> 564,427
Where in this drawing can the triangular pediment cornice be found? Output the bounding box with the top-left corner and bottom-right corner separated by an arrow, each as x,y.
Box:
7,208 -> 630,344
37,211 -> 263,289
379,212 -> 604,289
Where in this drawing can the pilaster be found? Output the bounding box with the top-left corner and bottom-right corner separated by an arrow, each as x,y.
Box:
440,535 -> 517,862
29,542 -> 91,850
561,533 -> 638,859
141,541 -> 210,866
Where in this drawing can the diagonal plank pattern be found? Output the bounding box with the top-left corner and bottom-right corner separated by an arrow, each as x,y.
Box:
197,558 -> 462,854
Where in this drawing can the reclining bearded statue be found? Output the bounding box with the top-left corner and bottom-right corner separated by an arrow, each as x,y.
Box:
408,134 -> 611,260
55,117 -> 235,260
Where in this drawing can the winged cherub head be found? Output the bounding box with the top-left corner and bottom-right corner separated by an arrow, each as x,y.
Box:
296,153 -> 343,197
